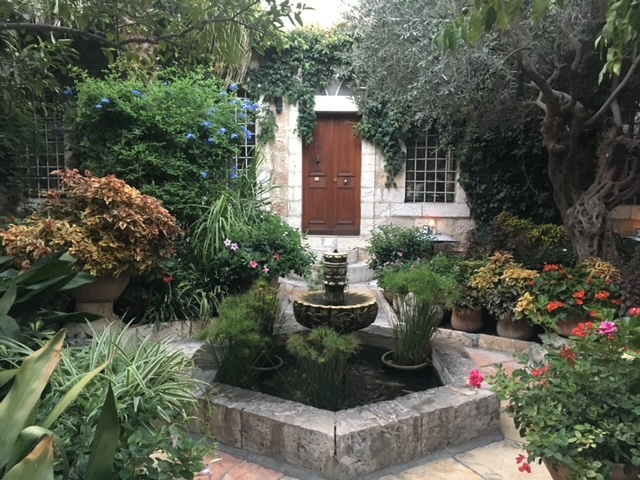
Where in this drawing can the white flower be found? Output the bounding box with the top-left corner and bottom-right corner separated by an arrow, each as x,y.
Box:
224,239 -> 232,247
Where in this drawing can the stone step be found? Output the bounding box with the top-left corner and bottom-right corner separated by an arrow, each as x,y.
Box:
286,261 -> 375,284
309,246 -> 359,264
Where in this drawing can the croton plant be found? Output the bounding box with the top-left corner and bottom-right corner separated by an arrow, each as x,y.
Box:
0,170 -> 181,277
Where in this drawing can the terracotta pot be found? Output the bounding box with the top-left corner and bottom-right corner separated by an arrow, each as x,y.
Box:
555,318 -> 586,337
496,316 -> 534,340
544,459 -> 640,480
380,350 -> 429,371
70,274 -> 130,321
451,307 -> 483,333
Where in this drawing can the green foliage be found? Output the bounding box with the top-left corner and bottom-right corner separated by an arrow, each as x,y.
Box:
286,328 -> 359,411
1,327 -> 210,479
0,252 -> 99,341
488,310 -> 640,478
391,296 -> 443,367
65,68 -> 262,223
367,224 -> 434,272
468,213 -> 575,270
200,293 -> 268,388
458,125 -> 560,226
196,208 -> 315,293
428,254 -> 484,310
383,263 -> 460,307
245,27 -> 354,144
0,331 -> 117,479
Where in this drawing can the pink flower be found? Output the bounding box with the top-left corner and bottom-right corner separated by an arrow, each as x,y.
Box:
250,260 -> 258,269
230,243 -> 239,251
599,321 -> 618,335
263,265 -> 269,273
397,252 -> 403,257
469,369 -> 484,388
274,253 -> 281,260
629,307 -> 640,317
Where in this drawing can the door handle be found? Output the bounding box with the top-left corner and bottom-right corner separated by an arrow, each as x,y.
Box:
333,177 -> 337,182
343,179 -> 348,184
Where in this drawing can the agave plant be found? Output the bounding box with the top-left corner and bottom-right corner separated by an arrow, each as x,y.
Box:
0,330 -> 119,479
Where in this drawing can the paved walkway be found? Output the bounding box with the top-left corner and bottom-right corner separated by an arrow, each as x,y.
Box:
194,281 -> 552,480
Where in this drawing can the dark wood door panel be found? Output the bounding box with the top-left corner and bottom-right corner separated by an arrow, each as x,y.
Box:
302,115 -> 360,235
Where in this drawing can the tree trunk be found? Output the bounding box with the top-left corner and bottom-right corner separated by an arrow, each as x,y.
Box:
565,194 -> 618,262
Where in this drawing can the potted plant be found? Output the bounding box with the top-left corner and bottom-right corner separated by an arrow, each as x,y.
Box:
367,224 -> 434,300
198,210 -> 315,294
470,252 -> 538,340
430,254 -> 485,332
516,259 -> 622,336
471,308 -> 640,479
382,263 -> 459,369
286,327 -> 360,410
0,169 -> 181,320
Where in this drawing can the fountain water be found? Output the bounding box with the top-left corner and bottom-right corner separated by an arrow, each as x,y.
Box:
293,251 -> 378,333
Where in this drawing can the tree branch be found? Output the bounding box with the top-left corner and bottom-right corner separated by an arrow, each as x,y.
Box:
584,54 -> 640,129
0,22 -> 119,47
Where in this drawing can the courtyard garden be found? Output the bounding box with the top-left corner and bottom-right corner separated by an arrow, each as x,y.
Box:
1,0 -> 640,479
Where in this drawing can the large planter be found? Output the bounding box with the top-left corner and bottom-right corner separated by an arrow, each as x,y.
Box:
496,316 -> 534,340
544,459 -> 640,480
380,350 -> 429,371
451,307 -> 483,333
555,318 -> 586,337
70,274 -> 130,321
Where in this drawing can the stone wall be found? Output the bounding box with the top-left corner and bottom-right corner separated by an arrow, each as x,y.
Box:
263,98 -> 474,247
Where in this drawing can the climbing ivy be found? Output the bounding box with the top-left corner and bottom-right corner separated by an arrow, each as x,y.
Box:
245,27 -> 353,145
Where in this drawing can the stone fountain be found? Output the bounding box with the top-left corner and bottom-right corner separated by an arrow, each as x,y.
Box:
293,251 -> 378,333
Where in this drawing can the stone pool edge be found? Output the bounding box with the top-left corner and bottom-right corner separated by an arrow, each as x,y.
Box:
200,332 -> 502,480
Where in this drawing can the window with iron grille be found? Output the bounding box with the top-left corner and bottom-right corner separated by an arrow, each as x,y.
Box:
26,100 -> 66,200
234,90 -> 256,170
405,128 -> 457,203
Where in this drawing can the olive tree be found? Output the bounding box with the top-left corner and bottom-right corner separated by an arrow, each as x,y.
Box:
348,0 -> 640,262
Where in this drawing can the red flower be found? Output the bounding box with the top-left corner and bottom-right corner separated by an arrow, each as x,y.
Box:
516,454 -> 526,464
595,291 -> 610,301
587,277 -> 592,284
469,369 -> 484,388
543,264 -> 560,272
518,462 -> 532,473
547,301 -> 564,313
611,299 -> 622,306
590,310 -> 599,318
162,275 -> 174,284
629,307 -> 640,317
561,347 -> 576,366
573,290 -> 586,305
532,365 -> 550,377
572,322 -> 594,338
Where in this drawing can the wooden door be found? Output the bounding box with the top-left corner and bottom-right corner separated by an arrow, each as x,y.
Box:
302,116 -> 361,235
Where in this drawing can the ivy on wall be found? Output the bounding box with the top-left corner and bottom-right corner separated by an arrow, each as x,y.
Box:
245,27 -> 557,226
245,27 -> 353,145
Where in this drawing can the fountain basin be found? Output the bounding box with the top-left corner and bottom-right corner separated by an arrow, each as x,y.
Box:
293,291 -> 378,333
200,331 -> 502,479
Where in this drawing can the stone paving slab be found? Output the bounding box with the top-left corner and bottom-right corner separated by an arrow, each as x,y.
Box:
398,458 -> 484,480
454,440 -> 552,480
